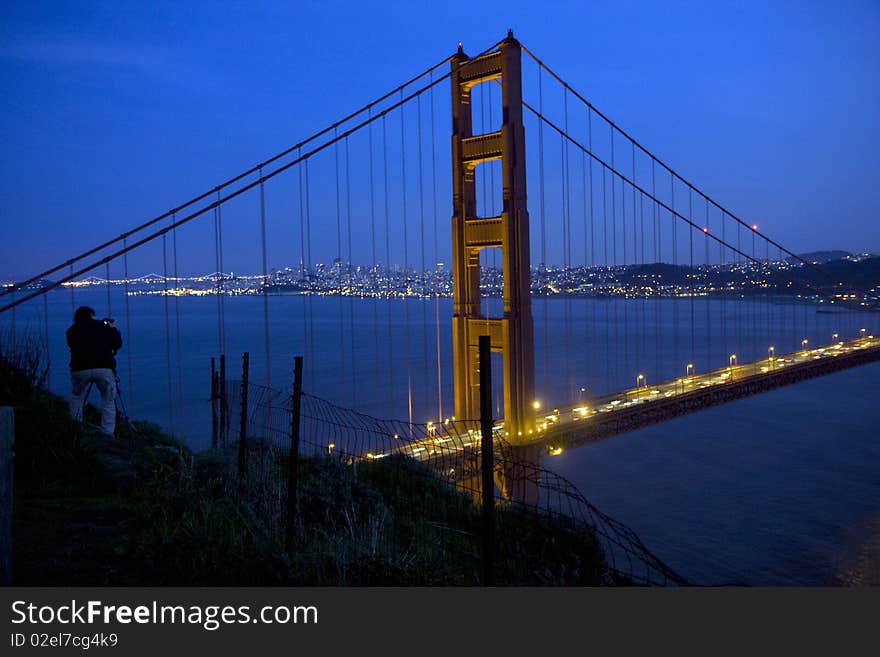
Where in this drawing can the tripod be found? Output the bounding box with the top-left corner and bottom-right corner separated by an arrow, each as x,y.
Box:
113,371 -> 138,434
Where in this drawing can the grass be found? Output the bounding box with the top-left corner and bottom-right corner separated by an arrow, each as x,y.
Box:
4,354 -> 609,585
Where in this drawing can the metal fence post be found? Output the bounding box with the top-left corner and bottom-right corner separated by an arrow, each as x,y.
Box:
286,356 -> 303,552
238,352 -> 249,494
0,407 -> 14,585
479,335 -> 495,586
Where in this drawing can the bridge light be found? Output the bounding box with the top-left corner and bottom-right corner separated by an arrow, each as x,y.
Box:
532,400 -> 541,410
703,227 -> 709,234
751,224 -> 758,231
686,363 -> 694,377
729,354 -> 737,367
832,333 -> 839,342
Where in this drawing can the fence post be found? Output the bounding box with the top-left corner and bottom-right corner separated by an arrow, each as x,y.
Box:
286,356 -> 304,552
238,352 -> 249,494
0,407 -> 14,585
478,335 -> 495,586
219,353 -> 227,446
210,357 -> 218,449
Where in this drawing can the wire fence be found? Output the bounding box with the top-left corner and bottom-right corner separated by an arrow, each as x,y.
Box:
217,370 -> 691,586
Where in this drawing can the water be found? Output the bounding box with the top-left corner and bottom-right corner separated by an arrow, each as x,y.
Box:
3,288 -> 878,585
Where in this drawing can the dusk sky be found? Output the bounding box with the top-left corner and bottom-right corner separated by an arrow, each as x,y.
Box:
1,0 -> 878,280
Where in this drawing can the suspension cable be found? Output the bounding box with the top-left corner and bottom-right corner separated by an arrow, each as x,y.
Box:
521,102 -> 856,310
0,52 -> 462,301
518,42 -> 841,282
1,61 -> 465,315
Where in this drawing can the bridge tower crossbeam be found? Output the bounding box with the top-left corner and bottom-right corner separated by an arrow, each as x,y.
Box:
450,33 -> 535,439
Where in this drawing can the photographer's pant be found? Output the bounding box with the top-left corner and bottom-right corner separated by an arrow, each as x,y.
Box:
70,368 -> 117,436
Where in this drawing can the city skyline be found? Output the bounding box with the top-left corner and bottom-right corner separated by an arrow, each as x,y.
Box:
2,1 -> 879,281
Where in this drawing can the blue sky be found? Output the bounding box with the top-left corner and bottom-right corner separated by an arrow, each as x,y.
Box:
1,0 -> 878,278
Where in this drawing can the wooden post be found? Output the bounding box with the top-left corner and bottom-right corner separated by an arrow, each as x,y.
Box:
210,357 -> 218,449
0,407 -> 14,585
219,353 -> 227,446
285,356 -> 303,552
238,352 -> 249,494
479,336 -> 495,586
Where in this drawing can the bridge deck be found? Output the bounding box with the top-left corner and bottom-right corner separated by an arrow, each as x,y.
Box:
530,336 -> 880,451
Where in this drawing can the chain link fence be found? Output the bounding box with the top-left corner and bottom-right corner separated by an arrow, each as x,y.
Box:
217,370 -> 689,585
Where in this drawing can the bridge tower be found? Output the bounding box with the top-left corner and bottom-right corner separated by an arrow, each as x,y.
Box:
450,33 -> 535,440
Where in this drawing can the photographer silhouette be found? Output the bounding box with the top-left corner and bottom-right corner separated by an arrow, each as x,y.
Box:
66,306 -> 123,436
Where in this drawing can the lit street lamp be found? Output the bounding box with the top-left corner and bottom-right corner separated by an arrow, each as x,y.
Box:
729,354 -> 737,367
832,332 -> 839,343
636,374 -> 646,398
686,363 -> 694,377
802,338 -> 809,354
768,346 -> 775,368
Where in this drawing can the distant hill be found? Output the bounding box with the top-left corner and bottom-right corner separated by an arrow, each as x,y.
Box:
787,250 -> 851,265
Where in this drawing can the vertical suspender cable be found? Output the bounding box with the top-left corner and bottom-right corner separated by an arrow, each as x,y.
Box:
345,136 -> 356,408
105,263 -> 112,316
705,198 -> 711,371
588,106 -> 596,393
69,264 -> 75,317
304,159 -> 315,391
671,173 -> 678,376
721,210 -> 727,367
259,168 -> 271,389
620,132 -> 627,385
652,159 -> 660,379
689,186 -> 695,368
430,73 -> 443,423
752,224 -> 758,362
298,150 -> 309,387
123,239 -> 133,414
640,173 -> 646,377
172,217 -> 185,438
334,129 -> 346,403
562,95 -> 572,400
162,231 -> 175,435
369,111 -> 381,408
383,115 -> 395,414
214,203 -> 223,356
611,126 -> 618,388
603,166 -> 609,390
217,191 -> 226,353
417,94 -> 429,418
581,148 -> 588,389
538,66 -> 549,398
736,222 -> 742,357
399,91 -> 413,434
632,142 -> 640,374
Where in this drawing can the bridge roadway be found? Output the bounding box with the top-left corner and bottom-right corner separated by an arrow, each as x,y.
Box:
534,334 -> 880,452
365,334 -> 880,466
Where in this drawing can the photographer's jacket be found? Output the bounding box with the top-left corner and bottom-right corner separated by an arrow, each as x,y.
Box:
66,318 -> 123,372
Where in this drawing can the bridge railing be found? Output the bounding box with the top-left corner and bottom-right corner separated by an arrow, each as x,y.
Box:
221,376 -> 691,586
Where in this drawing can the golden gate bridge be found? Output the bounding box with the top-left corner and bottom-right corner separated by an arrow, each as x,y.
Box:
2,32 -> 878,584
